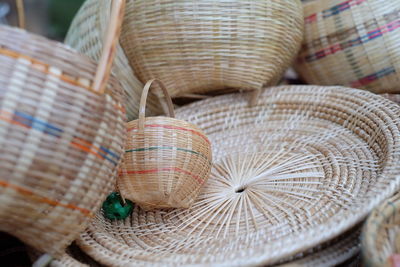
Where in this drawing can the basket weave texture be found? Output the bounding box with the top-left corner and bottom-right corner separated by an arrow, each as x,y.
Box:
120,0 -> 304,97
0,25 -> 126,256
65,0 -> 156,121
362,193 -> 400,267
76,85 -> 400,266
118,80 -> 212,209
296,0 -> 400,93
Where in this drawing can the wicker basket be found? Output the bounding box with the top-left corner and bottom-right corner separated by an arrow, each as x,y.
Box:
295,0 -> 400,93
65,0 -> 159,121
118,79 -> 212,210
67,0 -> 304,110
76,85 -> 400,266
362,193 -> 400,267
0,0 -> 126,257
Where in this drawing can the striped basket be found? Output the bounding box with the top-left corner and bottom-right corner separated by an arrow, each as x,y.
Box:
362,193 -> 400,267
295,0 -> 400,93
0,0 -> 126,257
118,79 -> 212,210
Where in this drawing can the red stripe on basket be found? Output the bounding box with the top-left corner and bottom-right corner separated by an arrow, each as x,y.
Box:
0,180 -> 93,216
128,124 -> 210,145
123,167 -> 205,184
305,0 -> 366,24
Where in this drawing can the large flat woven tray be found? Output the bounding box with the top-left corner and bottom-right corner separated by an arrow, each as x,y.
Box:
77,86 -> 400,266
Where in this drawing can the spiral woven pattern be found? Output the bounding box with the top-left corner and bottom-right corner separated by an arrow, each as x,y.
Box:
120,0 -> 304,97
362,193 -> 400,266
65,0 -> 158,120
296,0 -> 400,93
76,85 -> 400,266
0,25 -> 126,256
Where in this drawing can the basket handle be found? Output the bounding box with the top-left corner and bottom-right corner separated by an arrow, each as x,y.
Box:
15,0 -> 25,29
92,0 -> 126,94
138,79 -> 175,132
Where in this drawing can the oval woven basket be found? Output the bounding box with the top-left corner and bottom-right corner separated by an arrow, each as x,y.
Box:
68,0 -> 304,105
295,0 -> 400,93
65,0 -> 159,120
118,79 -> 212,210
76,85 -> 400,266
362,193 -> 400,267
121,0 -> 304,97
0,4 -> 126,257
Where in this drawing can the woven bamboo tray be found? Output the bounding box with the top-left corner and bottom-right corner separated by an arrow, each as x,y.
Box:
75,85 -> 400,266
65,0 -> 155,121
296,0 -> 400,93
29,226 -> 360,267
0,0 -> 126,257
362,193 -> 400,266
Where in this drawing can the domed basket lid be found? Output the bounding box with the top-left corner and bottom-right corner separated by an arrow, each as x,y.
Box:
77,86 -> 400,266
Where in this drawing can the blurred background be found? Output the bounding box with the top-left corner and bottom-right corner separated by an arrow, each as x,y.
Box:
0,0 -> 84,40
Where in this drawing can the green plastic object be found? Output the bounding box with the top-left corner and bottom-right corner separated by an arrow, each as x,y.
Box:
102,192 -> 134,220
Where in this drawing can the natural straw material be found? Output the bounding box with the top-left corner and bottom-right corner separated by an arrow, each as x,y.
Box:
29,245 -> 102,267
118,79 -> 212,210
381,93 -> 400,105
77,86 -> 400,266
279,226 -> 361,267
65,0 -> 158,120
31,226 -> 361,267
296,0 -> 400,93
0,23 -> 125,256
362,193 -> 400,266
120,0 -> 304,98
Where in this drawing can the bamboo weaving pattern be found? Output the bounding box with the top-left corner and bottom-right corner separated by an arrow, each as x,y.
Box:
77,86 -> 400,266
296,0 -> 400,93
120,0 -> 304,97
0,25 -> 125,256
362,193 -> 400,266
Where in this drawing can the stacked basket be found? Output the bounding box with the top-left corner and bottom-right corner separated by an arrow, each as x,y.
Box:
8,0 -> 400,265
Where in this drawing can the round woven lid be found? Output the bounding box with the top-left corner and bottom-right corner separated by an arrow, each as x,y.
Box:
77,86 -> 400,266
362,193 -> 400,266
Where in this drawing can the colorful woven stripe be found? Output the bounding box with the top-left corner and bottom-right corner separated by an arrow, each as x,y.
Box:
0,110 -> 119,166
123,167 -> 205,184
128,124 -> 211,145
126,146 -> 211,164
350,67 -> 396,87
0,180 -> 93,216
304,19 -> 400,62
0,47 -> 125,114
305,0 -> 367,24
